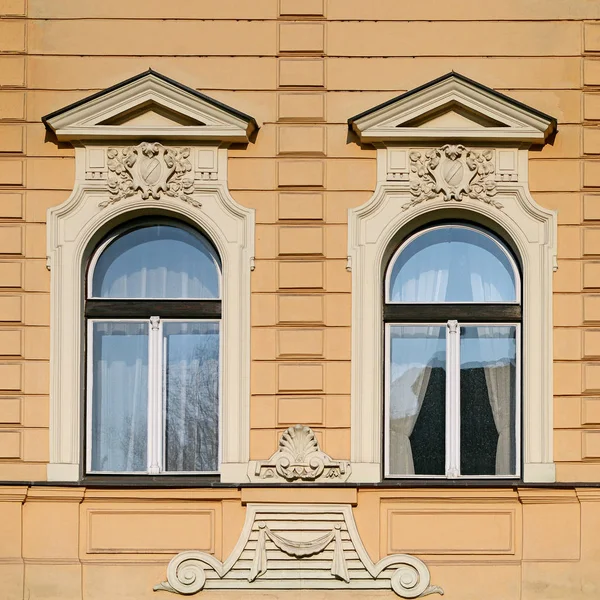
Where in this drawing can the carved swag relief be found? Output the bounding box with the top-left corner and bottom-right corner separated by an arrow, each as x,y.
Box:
101,142 -> 200,208
154,503 -> 443,598
405,144 -> 502,211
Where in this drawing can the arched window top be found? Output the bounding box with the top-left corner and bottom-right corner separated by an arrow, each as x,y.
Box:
89,222 -> 221,300
386,224 -> 519,304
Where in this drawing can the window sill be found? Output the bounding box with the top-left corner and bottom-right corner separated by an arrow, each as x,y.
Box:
80,474 -> 224,487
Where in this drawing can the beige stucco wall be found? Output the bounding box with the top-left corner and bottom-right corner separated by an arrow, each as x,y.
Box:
2,0 -> 600,598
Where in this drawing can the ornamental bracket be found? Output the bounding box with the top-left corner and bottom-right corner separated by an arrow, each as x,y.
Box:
248,424 -> 351,483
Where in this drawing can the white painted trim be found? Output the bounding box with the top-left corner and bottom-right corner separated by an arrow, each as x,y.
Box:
155,503 -> 443,597
347,147 -> 557,484
351,74 -> 554,144
446,319 -> 460,479
47,146 -> 254,482
44,72 -> 256,142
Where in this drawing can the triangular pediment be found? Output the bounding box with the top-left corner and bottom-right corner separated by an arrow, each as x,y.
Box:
349,72 -> 556,144
98,101 -> 205,127
43,70 -> 258,142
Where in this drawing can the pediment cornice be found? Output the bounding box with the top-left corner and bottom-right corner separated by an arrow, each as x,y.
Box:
349,72 -> 556,145
42,69 -> 258,143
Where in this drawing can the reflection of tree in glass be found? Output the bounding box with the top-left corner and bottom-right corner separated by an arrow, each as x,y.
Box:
113,413 -> 147,472
165,330 -> 219,472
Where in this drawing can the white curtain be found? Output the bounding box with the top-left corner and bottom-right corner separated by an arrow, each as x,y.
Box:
477,326 -> 515,475
464,238 -> 514,302
94,227 -> 220,299
390,241 -> 452,302
390,227 -> 516,303
91,322 -> 148,472
389,351 -> 433,474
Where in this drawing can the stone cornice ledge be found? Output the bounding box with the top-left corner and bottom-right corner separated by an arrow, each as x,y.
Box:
0,485 -> 28,502
575,488 -> 600,502
26,487 -> 86,503
518,488 -> 579,504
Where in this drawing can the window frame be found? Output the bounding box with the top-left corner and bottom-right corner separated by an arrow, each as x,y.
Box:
383,223 -> 523,480
86,219 -> 223,301
47,149 -> 255,483
85,316 -> 222,476
383,320 -> 522,480
83,221 -> 224,478
347,177 -> 556,484
384,223 -> 522,306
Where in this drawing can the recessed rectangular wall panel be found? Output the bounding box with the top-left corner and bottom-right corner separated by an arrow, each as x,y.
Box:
278,261 -> 324,289
278,192 -> 323,220
279,58 -> 324,87
278,363 -> 323,392
278,93 -> 325,122
279,23 -> 324,54
278,294 -> 324,323
0,396 -> 20,424
85,509 -> 216,554
385,508 -> 516,555
279,0 -> 324,17
0,430 -> 20,459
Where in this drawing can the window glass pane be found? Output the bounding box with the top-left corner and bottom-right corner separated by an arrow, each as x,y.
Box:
92,224 -> 220,299
460,326 -> 517,476
90,322 -> 148,472
164,321 -> 220,472
388,226 -> 517,303
388,325 -> 446,476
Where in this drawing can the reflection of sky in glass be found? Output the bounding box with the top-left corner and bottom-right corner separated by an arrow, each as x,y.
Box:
389,326 -> 516,419
460,326 -> 516,368
388,226 -> 517,302
92,225 -> 221,299
389,326 -> 446,419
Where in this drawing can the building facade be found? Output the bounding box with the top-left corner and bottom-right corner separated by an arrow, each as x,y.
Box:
1,1 -> 600,599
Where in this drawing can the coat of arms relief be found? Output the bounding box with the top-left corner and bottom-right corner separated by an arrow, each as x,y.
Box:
100,142 -> 200,208
405,144 -> 502,211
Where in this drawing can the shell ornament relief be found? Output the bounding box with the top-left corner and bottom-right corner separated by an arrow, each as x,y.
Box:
250,424 -> 351,482
405,144 -> 502,211
100,142 -> 201,208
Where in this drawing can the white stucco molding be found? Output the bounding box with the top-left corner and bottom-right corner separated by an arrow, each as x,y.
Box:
248,425 -> 352,483
349,72 -> 556,145
347,74 -> 558,484
154,503 -> 443,598
42,69 -> 258,143
44,73 -> 256,482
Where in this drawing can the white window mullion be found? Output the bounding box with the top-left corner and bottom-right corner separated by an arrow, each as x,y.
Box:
148,316 -> 162,474
445,319 -> 460,478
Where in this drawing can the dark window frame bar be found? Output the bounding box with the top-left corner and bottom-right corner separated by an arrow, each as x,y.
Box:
85,299 -> 222,319
383,303 -> 521,323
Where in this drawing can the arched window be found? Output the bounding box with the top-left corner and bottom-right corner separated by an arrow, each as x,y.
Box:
384,224 -> 521,479
85,220 -> 222,475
